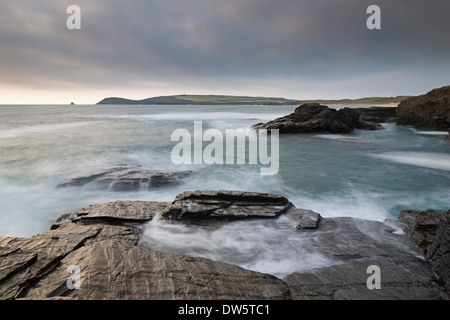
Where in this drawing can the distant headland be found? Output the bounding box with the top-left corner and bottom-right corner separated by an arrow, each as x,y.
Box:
96,94 -> 410,106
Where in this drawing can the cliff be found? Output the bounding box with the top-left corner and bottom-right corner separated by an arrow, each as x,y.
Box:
396,85 -> 450,130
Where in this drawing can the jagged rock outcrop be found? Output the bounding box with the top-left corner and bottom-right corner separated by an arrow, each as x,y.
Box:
162,190 -> 293,220
253,103 -> 396,134
396,86 -> 450,130
0,191 -> 448,300
56,165 -> 192,191
398,209 -> 450,296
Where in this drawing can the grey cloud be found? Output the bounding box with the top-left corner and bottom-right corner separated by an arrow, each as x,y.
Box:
0,0 -> 449,97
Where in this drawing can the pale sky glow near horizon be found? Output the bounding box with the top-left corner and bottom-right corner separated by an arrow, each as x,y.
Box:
0,0 -> 449,105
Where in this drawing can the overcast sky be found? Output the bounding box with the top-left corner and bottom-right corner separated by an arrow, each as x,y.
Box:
0,0 -> 449,104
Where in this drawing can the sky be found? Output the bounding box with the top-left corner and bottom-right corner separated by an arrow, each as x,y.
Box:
0,0 -> 449,104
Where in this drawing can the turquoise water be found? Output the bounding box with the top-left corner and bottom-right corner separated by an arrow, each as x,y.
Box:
1,104 -> 449,238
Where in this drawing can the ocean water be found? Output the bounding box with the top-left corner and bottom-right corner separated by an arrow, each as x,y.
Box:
1,104 -> 449,276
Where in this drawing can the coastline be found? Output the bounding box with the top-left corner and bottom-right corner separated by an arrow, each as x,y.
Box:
1,191 -> 448,300
0,86 -> 448,300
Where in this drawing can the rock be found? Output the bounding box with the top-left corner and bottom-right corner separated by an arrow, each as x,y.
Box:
253,103 -> 396,134
162,190 -> 293,220
427,211 -> 450,296
56,165 -> 192,191
398,209 -> 446,256
0,194 -> 292,300
1,191 -> 449,300
396,85 -> 450,130
398,209 -> 450,296
284,217 -> 448,299
284,257 -> 445,300
48,201 -> 169,248
354,106 -> 397,124
446,130 -> 450,142
0,233 -> 97,299
290,209 -> 322,230
23,240 -> 291,300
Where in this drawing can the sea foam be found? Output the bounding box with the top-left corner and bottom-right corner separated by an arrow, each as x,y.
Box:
372,152 -> 450,171
0,121 -> 98,139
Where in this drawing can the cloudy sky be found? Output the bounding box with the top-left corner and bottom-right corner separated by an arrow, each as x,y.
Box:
0,0 -> 449,104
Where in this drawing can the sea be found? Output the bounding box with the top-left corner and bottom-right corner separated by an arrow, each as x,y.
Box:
1,104 -> 449,277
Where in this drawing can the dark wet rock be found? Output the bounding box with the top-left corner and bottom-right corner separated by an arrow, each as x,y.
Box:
0,192 -> 293,300
355,106 -> 397,123
396,85 -> 450,130
162,190 -> 293,220
253,103 -> 396,134
56,165 -> 192,191
398,209 -> 446,256
398,209 -> 450,296
289,209 -> 322,230
52,201 -> 169,226
285,217 -> 448,299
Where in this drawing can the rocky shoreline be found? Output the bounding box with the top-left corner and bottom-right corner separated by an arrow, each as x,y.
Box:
253,85 -> 450,137
1,190 -> 448,300
253,104 -> 396,133
1,86 -> 449,300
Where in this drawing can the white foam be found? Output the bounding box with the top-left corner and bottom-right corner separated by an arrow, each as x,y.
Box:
416,131 -> 449,136
86,112 -> 284,123
0,121 -> 98,139
288,189 -> 389,222
372,152 -> 450,171
141,214 -> 340,278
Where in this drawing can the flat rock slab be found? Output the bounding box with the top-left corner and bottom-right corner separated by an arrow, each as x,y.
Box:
284,257 -> 446,300
0,234 -> 93,299
284,217 -> 448,300
24,240 -> 291,300
57,165 -> 192,191
55,201 -> 169,225
162,190 -> 293,220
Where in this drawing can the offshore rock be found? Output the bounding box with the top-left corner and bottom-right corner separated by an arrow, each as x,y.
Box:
253,103 -> 396,134
56,165 -> 192,191
396,85 -> 450,130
